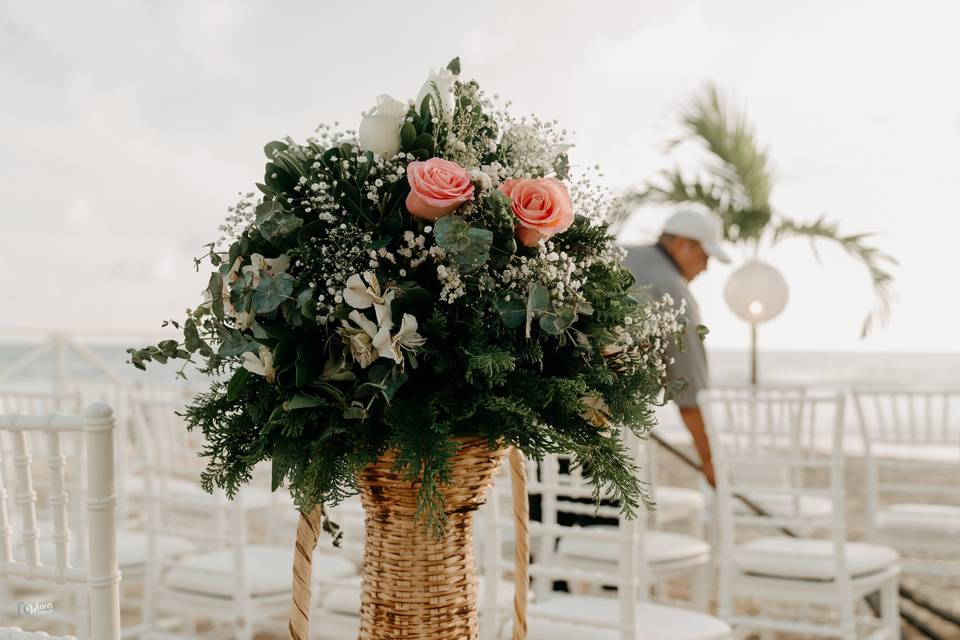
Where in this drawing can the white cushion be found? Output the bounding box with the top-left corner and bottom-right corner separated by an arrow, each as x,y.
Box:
164,544 -> 355,598
876,503 -> 960,538
117,530 -> 195,568
654,486 -> 705,521
734,493 -> 833,518
736,537 -> 898,581
529,595 -> 730,640
18,527 -> 193,570
868,443 -> 959,464
321,575 -> 520,616
557,526 -> 709,564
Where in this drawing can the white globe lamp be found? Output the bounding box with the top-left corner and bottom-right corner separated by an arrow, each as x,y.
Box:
723,260 -> 789,384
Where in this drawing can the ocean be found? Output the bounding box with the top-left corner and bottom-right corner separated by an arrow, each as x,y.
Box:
0,342 -> 957,391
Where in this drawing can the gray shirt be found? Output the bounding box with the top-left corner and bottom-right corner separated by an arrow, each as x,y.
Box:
622,245 -> 708,408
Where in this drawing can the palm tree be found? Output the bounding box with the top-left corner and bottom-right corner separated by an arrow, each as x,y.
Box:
623,84 -> 896,337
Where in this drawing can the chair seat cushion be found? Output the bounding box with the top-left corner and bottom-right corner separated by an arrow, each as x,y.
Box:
164,544 -> 355,598
321,575 -> 519,615
557,525 -> 710,564
876,503 -> 960,538
736,537 -> 898,581
654,486 -> 705,520
733,493 -> 833,519
528,595 -> 730,640
869,443 -> 959,464
20,527 -> 194,570
117,530 -> 195,568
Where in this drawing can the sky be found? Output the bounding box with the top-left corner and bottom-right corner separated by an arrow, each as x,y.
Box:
1,0 -> 959,353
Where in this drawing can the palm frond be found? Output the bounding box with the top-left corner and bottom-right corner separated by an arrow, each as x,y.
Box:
624,85 -> 776,243
673,84 -> 775,213
772,216 -> 898,337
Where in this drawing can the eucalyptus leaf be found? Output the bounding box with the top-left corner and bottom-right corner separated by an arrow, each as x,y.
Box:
184,319 -> 201,352
495,295 -> 526,329
218,332 -> 257,357
433,215 -> 493,272
524,285 -> 550,338
252,273 -> 294,313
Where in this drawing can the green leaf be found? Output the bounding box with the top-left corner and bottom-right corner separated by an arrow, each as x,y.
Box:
340,182 -> 364,216
208,272 -> 225,320
252,273 -> 294,313
183,319 -> 201,352
413,133 -> 435,156
343,403 -> 367,420
158,340 -> 179,358
433,215 -> 493,272
539,304 -> 576,335
264,162 -> 296,192
272,338 -> 297,372
263,140 -> 289,159
400,122 -> 417,151
446,57 -> 461,75
295,342 -> 324,388
218,331 -> 256,357
420,96 -> 433,134
270,458 -> 287,492
256,200 -> 303,243
226,367 -> 250,401
495,294 -> 526,329
390,286 -> 432,321
285,393 -> 326,411
525,285 -> 550,337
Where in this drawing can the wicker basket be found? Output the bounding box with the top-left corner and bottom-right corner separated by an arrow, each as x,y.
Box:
288,439 -> 528,640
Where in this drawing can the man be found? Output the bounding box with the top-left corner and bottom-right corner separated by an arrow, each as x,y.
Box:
623,208 -> 730,485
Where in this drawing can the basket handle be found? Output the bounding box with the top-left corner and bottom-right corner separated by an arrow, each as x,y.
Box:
288,505 -> 323,640
287,450 -> 530,640
509,447 -> 529,640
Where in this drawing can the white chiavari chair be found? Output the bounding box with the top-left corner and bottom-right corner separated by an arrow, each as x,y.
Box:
479,433 -> 731,640
703,388 -> 900,639
0,403 -> 121,640
853,387 -> 960,579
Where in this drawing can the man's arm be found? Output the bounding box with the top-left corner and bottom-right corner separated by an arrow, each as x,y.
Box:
680,406 -> 715,487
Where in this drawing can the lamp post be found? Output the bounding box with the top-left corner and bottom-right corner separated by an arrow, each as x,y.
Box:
723,260 -> 789,385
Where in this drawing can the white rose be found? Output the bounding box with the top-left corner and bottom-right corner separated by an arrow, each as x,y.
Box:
358,94 -> 408,157
415,68 -> 457,117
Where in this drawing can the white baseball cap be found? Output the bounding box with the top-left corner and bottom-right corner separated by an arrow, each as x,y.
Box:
662,208 -> 731,264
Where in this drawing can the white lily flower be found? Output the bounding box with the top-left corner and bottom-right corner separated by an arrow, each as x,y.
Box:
242,344 -> 276,382
374,313 -> 426,365
339,310 -> 385,369
242,253 -> 291,287
342,272 -> 395,327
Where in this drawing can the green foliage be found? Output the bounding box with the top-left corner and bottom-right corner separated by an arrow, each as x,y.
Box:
128,59 -> 683,538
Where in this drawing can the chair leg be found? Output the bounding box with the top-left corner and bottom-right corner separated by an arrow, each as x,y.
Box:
881,580 -> 899,639
692,564 -> 709,611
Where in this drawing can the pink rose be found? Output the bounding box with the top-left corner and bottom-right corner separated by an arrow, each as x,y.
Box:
405,158 -> 475,221
500,178 -> 574,247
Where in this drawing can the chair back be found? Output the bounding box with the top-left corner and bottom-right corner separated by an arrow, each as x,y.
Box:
0,403 -> 121,640
852,387 -> 960,540
479,431 -> 650,640
701,388 -> 852,618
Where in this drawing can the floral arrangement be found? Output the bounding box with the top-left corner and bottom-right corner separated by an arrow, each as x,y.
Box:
129,58 -> 685,534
